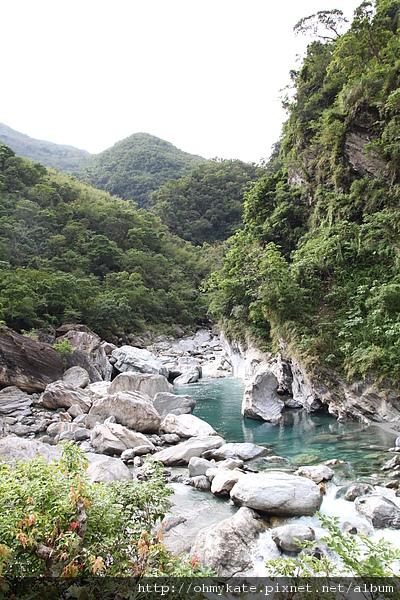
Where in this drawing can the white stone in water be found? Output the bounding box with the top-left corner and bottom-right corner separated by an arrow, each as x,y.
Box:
242,371 -> 284,423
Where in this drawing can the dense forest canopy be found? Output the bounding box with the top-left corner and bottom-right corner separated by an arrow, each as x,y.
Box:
77,133 -> 206,208
0,143 -> 208,339
151,159 -> 266,245
206,0 -> 400,384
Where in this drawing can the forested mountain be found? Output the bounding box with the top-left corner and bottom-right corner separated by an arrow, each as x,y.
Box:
0,123 -> 91,172
151,159 -> 266,245
206,0 -> 400,384
76,133 -> 205,207
0,127 -> 206,208
0,144 -> 208,339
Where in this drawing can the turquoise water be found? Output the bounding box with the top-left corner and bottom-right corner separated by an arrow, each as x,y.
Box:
175,377 -> 397,478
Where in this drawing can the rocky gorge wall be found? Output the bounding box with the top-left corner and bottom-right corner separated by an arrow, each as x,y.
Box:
221,333 -> 400,430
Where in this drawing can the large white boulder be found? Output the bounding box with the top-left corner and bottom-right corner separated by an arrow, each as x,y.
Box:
40,380 -> 92,412
153,392 -> 196,419
0,436 -> 60,464
230,471 -> 323,517
355,495 -> 400,528
108,372 -> 173,399
203,442 -> 268,462
90,422 -> 155,456
152,435 -> 225,465
87,391 -> 161,432
0,386 -> 32,417
111,346 -> 168,378
86,454 -> 132,482
160,413 -> 216,438
242,371 -> 284,423
191,507 -> 268,576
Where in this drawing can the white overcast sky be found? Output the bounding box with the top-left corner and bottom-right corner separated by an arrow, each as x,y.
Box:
1,0 -> 362,163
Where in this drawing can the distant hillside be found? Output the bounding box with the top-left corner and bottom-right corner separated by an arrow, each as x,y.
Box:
0,123 -> 91,172
78,132 -> 206,207
151,159 -> 266,245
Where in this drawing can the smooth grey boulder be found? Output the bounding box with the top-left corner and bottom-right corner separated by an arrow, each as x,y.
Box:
90,422 -> 155,456
188,456 -> 214,477
271,524 -> 315,553
211,469 -> 244,496
242,371 -> 284,423
188,475 -> 211,491
203,442 -> 268,462
0,436 -> 60,464
86,454 -> 131,482
217,458 -> 244,470
355,495 -> 400,528
108,372 -> 173,399
60,328 -> 109,382
63,366 -> 90,389
47,422 -> 81,439
295,465 -> 335,484
230,472 -> 323,516
152,435 -> 225,465
160,413 -> 216,438
153,392 -> 196,419
344,484 -> 374,502
191,507 -> 268,577
40,381 -> 91,413
0,386 -> 32,417
111,346 -> 168,378
174,368 -> 201,386
87,391 -> 161,433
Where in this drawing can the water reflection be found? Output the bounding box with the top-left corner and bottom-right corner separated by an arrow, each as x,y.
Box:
175,377 -> 396,477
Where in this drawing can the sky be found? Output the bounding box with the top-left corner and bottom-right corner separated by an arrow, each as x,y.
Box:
1,0 -> 363,164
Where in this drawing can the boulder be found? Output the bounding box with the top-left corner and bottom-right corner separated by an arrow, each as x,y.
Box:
87,391 -> 161,433
60,329 -> 109,382
344,484 -> 374,502
160,413 -> 216,438
90,422 -> 155,456
191,507 -> 268,577
188,475 -> 211,491
174,368 -> 201,386
46,422 -> 81,439
0,436 -> 60,464
153,392 -> 196,419
188,456 -> 214,477
294,465 -> 335,484
242,371 -> 284,423
88,381 -> 111,401
203,442 -> 268,462
108,372 -> 173,399
230,472 -> 323,516
62,366 -> 90,389
355,495 -> 400,528
40,381 -> 91,413
0,386 -> 32,417
152,435 -> 225,465
86,455 -> 131,482
0,326 -> 63,393
111,346 -> 168,378
271,524 -> 315,553
211,469 -> 244,496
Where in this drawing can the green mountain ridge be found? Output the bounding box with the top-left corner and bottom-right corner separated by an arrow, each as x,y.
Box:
0,125 -> 206,208
0,123 -> 91,172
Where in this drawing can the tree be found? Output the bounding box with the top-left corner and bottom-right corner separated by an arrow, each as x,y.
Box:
294,10 -> 348,41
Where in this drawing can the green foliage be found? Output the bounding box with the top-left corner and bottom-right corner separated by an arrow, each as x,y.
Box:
206,0 -> 400,384
52,339 -> 73,364
265,513 -> 400,578
0,444 -> 212,579
0,144 -> 208,338
151,159 -> 265,245
79,133 -> 205,208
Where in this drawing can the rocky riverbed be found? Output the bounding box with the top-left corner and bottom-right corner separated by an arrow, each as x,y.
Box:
2,324 -> 400,576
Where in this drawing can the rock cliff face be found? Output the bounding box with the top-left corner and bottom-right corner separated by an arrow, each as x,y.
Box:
222,335 -> 400,427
